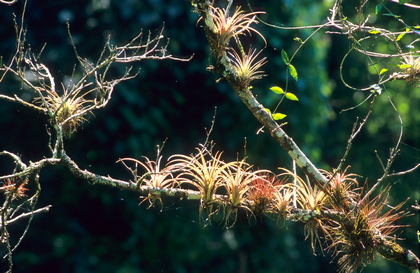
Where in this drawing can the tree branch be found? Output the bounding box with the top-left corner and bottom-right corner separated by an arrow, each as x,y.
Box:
190,0 -> 328,188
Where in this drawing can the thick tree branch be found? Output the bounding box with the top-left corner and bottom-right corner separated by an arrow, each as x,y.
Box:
189,0 -> 420,271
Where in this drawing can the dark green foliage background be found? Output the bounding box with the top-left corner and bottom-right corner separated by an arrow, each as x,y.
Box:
0,0 -> 419,272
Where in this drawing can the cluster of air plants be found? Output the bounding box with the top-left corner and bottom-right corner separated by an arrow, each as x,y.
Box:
297,168 -> 408,273
240,167 -> 409,272
120,146 -> 298,225
202,3 -> 266,89
326,184 -> 408,273
117,138 -> 410,272
169,147 -> 274,225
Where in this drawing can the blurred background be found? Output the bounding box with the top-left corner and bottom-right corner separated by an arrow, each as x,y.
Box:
0,0 -> 419,272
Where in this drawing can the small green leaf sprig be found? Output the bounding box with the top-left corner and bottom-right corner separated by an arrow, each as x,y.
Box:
265,49 -> 299,121
266,86 -> 299,120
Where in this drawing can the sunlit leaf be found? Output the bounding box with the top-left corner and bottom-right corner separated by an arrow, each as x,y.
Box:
285,93 -> 299,101
289,64 -> 298,81
398,64 -> 412,69
270,86 -> 284,94
272,113 -> 287,120
281,49 -> 289,64
264,108 -> 272,114
368,29 -> 381,34
379,68 -> 388,75
396,32 -> 406,41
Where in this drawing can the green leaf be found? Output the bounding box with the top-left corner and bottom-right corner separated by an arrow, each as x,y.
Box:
264,108 -> 272,114
272,113 -> 287,120
375,4 -> 382,14
368,29 -> 381,34
396,32 -> 406,41
288,64 -> 298,81
285,93 -> 299,101
270,86 -> 285,94
281,49 -> 289,64
398,64 -> 411,69
379,68 -> 388,75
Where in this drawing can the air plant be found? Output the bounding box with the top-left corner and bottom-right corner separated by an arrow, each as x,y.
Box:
229,47 -> 267,89
117,155 -> 176,207
34,86 -> 95,138
169,148 -> 236,217
289,170 -> 329,254
398,53 -> 420,83
245,172 -> 278,216
0,177 -> 29,200
206,5 -> 265,59
272,182 -> 295,223
220,160 -> 267,226
327,184 -> 408,273
321,167 -> 360,213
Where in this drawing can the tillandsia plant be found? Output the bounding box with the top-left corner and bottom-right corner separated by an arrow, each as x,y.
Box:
34,87 -> 95,138
0,177 -> 29,200
245,173 -> 278,216
397,53 -> 420,84
117,155 -> 177,207
326,184 -> 409,273
169,147 -> 236,218
289,169 -> 329,254
220,160 -> 268,227
228,47 -> 267,89
272,182 -> 295,223
321,167 -> 360,213
205,5 -> 265,60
